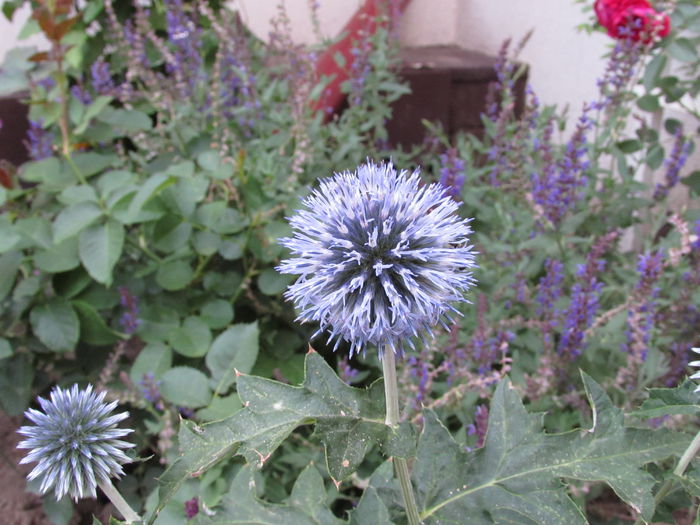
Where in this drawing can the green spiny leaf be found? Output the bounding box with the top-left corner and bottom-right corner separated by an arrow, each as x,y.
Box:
149,352 -> 392,523
632,380 -> 700,418
410,373 -> 689,524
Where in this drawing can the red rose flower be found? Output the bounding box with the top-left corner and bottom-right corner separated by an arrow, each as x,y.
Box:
594,0 -> 670,43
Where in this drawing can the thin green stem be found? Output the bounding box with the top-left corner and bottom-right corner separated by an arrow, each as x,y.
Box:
633,429 -> 700,525
98,478 -> 141,523
382,346 -> 421,525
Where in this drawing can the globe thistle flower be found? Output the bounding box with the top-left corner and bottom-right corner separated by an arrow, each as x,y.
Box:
278,161 -> 476,356
17,384 -> 134,501
689,347 -> 700,393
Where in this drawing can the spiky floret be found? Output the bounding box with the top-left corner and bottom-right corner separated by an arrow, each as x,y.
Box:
278,161 -> 476,356
690,347 -> 700,393
17,384 -> 134,501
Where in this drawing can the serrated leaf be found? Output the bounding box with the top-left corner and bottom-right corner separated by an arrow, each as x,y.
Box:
79,220 -> 124,285
410,373 -> 689,524
632,380 -> 700,418
29,298 -> 80,352
150,352 -> 393,523
198,465 -> 344,525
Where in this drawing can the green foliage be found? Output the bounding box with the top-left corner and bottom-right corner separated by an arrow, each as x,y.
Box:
3,0 -> 700,522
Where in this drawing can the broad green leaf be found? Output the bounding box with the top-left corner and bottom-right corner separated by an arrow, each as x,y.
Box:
0,251 -> 22,301
57,184 -> 99,206
410,373 -> 689,524
632,380 -> 700,418
197,465 -> 344,525
74,95 -> 112,134
637,94 -> 661,112
126,173 -> 176,222
34,237 -> 80,273
168,316 -> 212,358
668,37 -> 698,62
257,268 -> 293,296
218,236 -> 245,260
0,354 -> 34,415
71,152 -> 117,177
160,366 -> 212,408
150,352 -> 394,522
137,304 -> 179,344
199,299 -> 234,329
196,393 -> 242,422
192,230 -> 220,256
195,201 -> 246,234
71,300 -> 118,345
97,107 -> 152,132
643,54 -> 667,91
79,220 -> 124,285
130,342 -> 173,384
53,201 -> 103,243
0,338 -> 12,359
206,322 -> 259,393
151,217 -> 191,252
20,157 -> 62,185
155,259 -> 193,291
0,217 -> 21,253
30,298 -> 80,352
162,177 -> 207,218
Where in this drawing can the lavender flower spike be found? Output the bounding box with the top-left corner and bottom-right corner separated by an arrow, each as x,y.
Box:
17,384 -> 134,501
689,347 -> 700,393
278,161 -> 477,356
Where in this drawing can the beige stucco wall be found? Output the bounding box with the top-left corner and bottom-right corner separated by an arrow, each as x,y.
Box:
234,0 -> 608,120
0,6 -> 48,64
2,0 -> 607,118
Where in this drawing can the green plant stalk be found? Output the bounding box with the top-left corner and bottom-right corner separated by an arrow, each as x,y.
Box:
382,346 -> 421,525
98,478 -> 141,523
634,429 -> 700,525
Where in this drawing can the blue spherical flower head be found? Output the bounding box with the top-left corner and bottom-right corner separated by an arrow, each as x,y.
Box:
278,161 -> 477,357
17,384 -> 134,501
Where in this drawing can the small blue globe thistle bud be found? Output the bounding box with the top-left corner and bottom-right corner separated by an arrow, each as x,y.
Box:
278,161 -> 477,356
17,384 -> 134,501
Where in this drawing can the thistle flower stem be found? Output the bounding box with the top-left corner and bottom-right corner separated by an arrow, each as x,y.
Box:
633,429 -> 700,525
382,346 -> 421,525
98,479 -> 141,523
